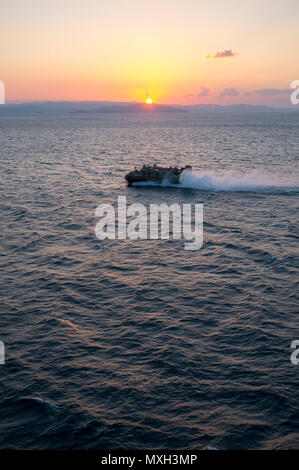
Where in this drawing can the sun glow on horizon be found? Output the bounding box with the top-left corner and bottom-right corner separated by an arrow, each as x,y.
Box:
146,97 -> 153,104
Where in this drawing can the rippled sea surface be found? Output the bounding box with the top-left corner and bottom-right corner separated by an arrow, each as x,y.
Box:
0,112 -> 299,449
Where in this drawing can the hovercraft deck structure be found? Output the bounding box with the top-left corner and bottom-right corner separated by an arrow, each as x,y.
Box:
125,164 -> 192,186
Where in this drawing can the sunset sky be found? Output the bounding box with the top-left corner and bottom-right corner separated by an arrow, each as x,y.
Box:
1,0 -> 299,106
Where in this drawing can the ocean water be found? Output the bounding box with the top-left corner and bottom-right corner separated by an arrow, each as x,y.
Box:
0,112 -> 298,450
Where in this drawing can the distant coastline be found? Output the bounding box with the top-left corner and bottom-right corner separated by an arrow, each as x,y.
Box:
93,103 -> 185,113
0,101 -> 298,114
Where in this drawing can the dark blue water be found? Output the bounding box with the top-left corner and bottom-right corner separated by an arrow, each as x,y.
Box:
0,112 -> 298,449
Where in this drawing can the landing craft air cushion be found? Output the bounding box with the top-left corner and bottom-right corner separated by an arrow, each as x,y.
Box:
125,164 -> 192,186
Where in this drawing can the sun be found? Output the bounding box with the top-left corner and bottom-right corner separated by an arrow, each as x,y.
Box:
146,97 -> 153,104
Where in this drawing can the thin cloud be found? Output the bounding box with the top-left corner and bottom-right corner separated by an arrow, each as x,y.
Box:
197,87 -> 210,97
185,87 -> 210,98
254,88 -> 290,97
217,88 -> 239,98
206,49 -> 238,59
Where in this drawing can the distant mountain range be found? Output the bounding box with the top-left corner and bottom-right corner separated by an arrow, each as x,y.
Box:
0,101 -> 298,114
94,103 -> 185,113
182,103 -> 299,113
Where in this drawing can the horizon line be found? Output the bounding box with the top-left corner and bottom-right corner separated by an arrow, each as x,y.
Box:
2,100 -> 297,109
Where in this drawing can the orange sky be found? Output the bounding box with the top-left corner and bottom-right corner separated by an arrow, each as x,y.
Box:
1,0 -> 299,106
